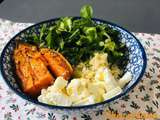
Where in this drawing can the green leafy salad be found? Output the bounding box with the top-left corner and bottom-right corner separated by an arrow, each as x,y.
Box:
27,5 -> 129,69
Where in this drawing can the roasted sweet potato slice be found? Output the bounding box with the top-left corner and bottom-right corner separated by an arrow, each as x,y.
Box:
29,58 -> 54,90
40,48 -> 73,80
13,43 -> 54,96
14,50 -> 38,96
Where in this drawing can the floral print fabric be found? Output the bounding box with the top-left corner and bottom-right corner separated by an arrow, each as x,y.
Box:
0,19 -> 160,120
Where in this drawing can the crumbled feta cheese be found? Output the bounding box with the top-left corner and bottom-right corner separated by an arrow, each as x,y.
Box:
38,53 -> 131,106
103,86 -> 122,100
103,68 -> 119,91
118,72 -> 132,88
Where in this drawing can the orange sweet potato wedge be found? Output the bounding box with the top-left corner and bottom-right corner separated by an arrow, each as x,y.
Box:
40,48 -> 73,80
29,57 -> 54,91
13,43 -> 54,96
14,51 -> 38,96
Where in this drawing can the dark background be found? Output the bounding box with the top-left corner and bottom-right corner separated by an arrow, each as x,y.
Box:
0,0 -> 160,33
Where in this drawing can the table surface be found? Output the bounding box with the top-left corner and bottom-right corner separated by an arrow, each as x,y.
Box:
0,0 -> 160,33
0,19 -> 160,120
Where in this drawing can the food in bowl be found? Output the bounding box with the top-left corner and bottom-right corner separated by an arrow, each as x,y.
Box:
13,43 -> 73,96
38,52 -> 132,106
13,43 -> 55,96
12,5 -> 133,106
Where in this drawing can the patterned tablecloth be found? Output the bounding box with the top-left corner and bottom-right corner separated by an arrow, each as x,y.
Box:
0,19 -> 160,120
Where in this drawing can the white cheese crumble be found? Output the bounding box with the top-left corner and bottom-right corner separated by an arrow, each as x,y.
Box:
38,53 -> 132,106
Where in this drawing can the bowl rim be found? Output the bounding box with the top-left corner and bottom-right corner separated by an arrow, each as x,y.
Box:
0,17 -> 147,110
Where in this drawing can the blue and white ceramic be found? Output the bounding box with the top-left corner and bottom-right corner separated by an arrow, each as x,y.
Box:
0,17 -> 147,115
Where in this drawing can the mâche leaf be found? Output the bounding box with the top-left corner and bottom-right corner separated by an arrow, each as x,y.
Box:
40,24 -> 47,42
46,30 -> 53,48
80,5 -> 93,19
83,27 -> 97,41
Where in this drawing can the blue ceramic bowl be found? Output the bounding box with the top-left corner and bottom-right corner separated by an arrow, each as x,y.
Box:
0,17 -> 146,114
